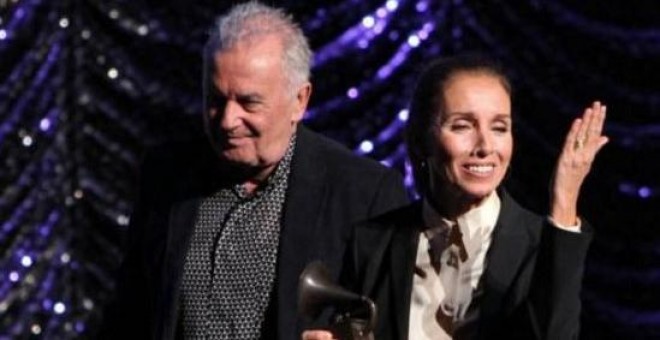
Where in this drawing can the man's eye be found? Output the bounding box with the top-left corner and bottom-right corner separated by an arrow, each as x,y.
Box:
241,100 -> 260,110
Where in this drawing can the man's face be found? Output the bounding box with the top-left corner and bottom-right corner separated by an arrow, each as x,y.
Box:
205,35 -> 311,175
428,72 -> 513,204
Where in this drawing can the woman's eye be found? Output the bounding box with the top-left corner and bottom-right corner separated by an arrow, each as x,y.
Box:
451,123 -> 471,131
493,125 -> 509,133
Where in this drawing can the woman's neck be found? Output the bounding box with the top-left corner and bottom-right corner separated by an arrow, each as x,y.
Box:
427,187 -> 487,220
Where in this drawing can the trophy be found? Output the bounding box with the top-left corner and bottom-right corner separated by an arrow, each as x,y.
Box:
298,261 -> 376,340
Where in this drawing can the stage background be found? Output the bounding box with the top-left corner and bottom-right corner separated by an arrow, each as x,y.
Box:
1,0 -> 658,338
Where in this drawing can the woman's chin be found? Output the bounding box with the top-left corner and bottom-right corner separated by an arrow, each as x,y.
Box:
461,186 -> 497,203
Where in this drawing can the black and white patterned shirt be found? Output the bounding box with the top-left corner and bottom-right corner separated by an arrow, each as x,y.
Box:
181,134 -> 296,340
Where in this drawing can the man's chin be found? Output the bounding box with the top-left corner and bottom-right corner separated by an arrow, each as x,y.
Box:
218,154 -> 258,169
211,142 -> 250,163
209,136 -> 249,154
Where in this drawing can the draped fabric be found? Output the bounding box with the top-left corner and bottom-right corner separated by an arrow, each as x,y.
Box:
0,0 -> 658,338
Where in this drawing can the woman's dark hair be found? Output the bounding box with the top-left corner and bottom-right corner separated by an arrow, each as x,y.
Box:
405,53 -> 512,196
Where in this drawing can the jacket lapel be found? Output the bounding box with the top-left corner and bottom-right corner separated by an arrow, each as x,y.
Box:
387,203 -> 423,340
159,196 -> 202,339
479,191 -> 533,327
158,142 -> 217,339
277,127 -> 328,338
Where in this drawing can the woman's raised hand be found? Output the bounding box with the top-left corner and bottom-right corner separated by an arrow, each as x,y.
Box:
550,101 -> 609,226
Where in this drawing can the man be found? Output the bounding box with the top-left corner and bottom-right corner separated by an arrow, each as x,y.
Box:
102,2 -> 407,339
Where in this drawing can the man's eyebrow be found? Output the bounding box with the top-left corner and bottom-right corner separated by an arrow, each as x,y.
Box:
236,92 -> 263,101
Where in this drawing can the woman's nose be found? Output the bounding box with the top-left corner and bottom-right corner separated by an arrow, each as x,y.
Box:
474,129 -> 493,157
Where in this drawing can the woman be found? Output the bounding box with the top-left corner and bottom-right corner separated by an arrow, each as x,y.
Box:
304,55 -> 607,339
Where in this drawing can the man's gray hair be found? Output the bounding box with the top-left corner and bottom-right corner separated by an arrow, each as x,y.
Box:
204,1 -> 313,92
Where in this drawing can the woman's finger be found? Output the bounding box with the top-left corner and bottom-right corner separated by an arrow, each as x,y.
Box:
589,104 -> 606,143
565,118 -> 583,154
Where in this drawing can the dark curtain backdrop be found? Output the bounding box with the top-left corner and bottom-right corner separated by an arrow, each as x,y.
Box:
0,0 -> 658,338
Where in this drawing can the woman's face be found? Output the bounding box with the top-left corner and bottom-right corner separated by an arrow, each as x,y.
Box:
427,72 -> 513,205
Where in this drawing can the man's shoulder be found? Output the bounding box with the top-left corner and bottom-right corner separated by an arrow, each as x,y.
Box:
352,203 -> 421,255
296,126 -> 393,174
359,202 -> 421,230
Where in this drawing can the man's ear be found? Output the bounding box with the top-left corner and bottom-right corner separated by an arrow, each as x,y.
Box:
292,82 -> 312,122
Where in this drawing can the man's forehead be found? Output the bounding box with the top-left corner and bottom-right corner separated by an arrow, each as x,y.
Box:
216,32 -> 285,55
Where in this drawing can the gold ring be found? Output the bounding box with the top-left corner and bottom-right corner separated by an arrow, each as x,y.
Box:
574,138 -> 585,150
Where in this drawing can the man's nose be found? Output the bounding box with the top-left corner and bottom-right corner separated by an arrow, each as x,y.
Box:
220,101 -> 241,130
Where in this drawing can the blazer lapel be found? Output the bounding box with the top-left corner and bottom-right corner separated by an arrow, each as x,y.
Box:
280,127 -> 327,265
479,192 -> 532,326
277,127 -> 328,338
387,204 -> 423,340
158,196 -> 202,339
